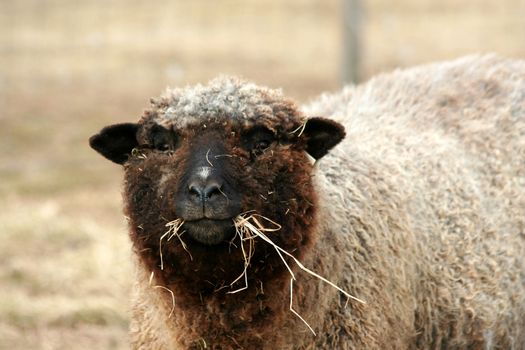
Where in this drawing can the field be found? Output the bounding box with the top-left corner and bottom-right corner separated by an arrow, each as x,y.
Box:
1,0 -> 524,348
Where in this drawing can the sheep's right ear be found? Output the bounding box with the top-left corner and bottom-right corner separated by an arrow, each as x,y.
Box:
89,123 -> 139,164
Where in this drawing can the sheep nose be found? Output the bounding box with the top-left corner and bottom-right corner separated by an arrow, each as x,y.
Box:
188,179 -> 223,201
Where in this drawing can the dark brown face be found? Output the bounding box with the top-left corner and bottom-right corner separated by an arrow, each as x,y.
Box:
159,125 -> 242,245
126,120 -> 313,246
90,115 -> 345,288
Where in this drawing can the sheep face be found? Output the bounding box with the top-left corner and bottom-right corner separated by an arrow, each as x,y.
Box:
89,78 -> 345,292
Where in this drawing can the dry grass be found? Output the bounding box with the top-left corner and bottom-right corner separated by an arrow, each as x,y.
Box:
155,212 -> 364,334
0,194 -> 131,349
1,0 -> 523,348
161,219 -> 191,266
232,213 -> 365,335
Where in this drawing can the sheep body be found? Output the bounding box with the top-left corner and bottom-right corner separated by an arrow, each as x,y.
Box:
302,54 -> 525,348
93,54 -> 525,349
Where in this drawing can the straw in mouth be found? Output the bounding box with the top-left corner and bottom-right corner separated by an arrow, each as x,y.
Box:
231,212 -> 365,335
155,213 -> 365,333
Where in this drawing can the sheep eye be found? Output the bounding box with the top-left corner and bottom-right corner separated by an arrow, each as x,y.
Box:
255,140 -> 270,151
252,138 -> 272,157
150,124 -> 177,152
243,126 -> 275,157
155,142 -> 170,151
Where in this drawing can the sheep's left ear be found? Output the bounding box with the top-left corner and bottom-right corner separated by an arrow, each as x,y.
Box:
302,117 -> 346,160
89,123 -> 139,164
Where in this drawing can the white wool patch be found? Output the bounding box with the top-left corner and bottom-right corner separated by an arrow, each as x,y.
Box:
196,166 -> 213,180
157,170 -> 172,196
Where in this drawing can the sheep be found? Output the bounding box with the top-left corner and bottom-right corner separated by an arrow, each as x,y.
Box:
89,54 -> 525,349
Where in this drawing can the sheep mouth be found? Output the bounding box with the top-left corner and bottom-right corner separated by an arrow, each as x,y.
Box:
183,218 -> 236,245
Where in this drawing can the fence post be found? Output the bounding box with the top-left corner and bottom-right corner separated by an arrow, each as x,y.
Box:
342,0 -> 362,84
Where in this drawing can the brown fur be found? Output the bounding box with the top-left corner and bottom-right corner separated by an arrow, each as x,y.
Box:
91,55 -> 525,349
125,111 -> 319,349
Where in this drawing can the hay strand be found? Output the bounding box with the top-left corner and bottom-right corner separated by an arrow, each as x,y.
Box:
154,285 -> 176,318
166,219 -> 192,261
227,215 -> 260,293
149,271 -> 155,286
290,121 -> 307,137
158,230 -> 170,271
160,219 -> 189,270
205,149 -> 213,167
131,147 -> 148,159
232,212 -> 365,334
290,278 -> 316,335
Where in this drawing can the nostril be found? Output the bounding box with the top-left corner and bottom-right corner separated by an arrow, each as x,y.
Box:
188,183 -> 204,199
203,182 -> 223,199
188,180 -> 224,201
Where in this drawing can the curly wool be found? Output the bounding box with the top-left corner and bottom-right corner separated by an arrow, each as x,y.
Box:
144,76 -> 304,132
129,54 -> 525,349
302,54 -> 525,348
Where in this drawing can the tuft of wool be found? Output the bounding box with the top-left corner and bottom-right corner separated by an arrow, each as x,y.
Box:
146,75 -> 302,132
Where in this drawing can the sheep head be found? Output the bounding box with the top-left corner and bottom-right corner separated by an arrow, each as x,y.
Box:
89,77 -> 345,294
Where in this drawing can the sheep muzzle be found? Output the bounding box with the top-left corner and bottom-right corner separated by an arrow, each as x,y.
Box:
182,219 -> 236,245
174,134 -> 242,245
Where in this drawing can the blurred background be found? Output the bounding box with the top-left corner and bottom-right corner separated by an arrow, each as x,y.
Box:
1,0 -> 524,348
